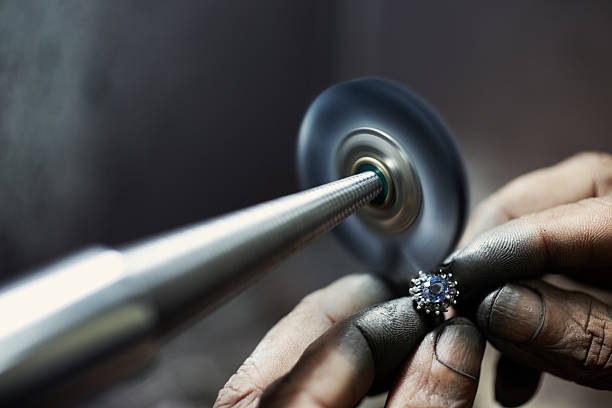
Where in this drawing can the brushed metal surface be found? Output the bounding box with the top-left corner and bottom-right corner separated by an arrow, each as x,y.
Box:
0,171 -> 382,400
121,171 -> 383,315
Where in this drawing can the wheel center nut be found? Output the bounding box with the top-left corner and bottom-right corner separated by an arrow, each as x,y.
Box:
352,156 -> 394,208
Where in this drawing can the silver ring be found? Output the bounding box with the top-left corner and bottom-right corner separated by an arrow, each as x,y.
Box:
409,269 -> 459,315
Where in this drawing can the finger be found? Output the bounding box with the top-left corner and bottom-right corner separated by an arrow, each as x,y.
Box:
386,317 -> 485,408
259,297 -> 432,407
445,194 -> 612,309
494,355 -> 541,407
477,280 -> 612,390
459,151 -> 612,246
214,274 -> 395,407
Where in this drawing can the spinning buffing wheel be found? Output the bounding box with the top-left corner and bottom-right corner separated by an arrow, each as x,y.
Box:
298,78 -> 468,277
0,77 -> 468,401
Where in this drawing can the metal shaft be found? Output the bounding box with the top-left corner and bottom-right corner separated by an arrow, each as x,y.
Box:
122,170 -> 383,318
0,171 -> 382,400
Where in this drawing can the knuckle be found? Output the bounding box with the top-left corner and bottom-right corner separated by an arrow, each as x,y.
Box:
571,151 -> 612,196
291,288 -> 338,327
474,193 -> 513,224
294,274 -> 363,311
293,284 -> 331,317
570,151 -> 612,167
576,298 -> 612,373
213,357 -> 264,408
296,289 -> 322,310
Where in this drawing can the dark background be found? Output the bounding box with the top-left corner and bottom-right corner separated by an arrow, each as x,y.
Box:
2,1 -> 612,407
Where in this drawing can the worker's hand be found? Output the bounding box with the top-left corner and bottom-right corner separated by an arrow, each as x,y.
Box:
445,152 -> 612,406
213,274 -> 485,407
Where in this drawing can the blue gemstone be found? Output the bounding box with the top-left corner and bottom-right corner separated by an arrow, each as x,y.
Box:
421,276 -> 449,303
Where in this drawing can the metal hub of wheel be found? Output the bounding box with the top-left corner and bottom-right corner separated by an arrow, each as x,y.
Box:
337,127 -> 422,234
297,77 -> 468,277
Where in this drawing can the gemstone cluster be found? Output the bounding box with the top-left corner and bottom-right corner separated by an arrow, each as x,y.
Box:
409,269 -> 459,315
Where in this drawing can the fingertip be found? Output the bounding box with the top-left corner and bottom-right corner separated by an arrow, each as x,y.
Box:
353,297 -> 433,393
386,317 -> 484,408
434,317 -> 485,380
476,284 -> 544,343
443,221 -> 547,309
260,296 -> 435,407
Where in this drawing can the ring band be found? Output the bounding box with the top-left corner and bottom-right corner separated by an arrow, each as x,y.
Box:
409,269 -> 459,315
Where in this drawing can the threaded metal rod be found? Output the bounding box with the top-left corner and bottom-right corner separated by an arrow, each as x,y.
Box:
122,170 -> 383,317
0,171 -> 382,399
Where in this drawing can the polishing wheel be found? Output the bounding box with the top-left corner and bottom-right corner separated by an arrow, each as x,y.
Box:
298,77 -> 468,277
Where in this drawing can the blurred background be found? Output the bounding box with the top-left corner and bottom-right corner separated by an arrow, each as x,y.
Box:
2,1 -> 612,406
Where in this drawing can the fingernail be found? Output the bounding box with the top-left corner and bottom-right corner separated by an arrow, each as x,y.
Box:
435,318 -> 485,379
478,284 -> 543,343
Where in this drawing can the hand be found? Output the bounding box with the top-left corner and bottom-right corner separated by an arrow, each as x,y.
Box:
213,274 -> 485,407
445,152 -> 612,406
